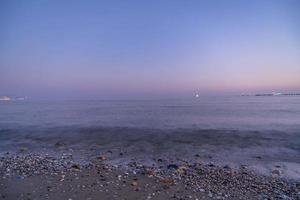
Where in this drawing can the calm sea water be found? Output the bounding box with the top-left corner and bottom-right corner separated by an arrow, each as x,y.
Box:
0,96 -> 299,131
1,96 -> 300,178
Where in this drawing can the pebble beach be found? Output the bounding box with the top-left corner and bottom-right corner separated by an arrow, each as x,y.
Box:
1,151 -> 299,200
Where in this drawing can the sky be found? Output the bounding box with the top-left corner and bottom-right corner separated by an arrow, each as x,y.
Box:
0,0 -> 300,99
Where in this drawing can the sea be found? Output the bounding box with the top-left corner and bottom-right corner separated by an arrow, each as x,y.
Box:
0,96 -> 300,178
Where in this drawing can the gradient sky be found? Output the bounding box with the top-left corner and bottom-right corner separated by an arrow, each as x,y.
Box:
1,0 -> 300,99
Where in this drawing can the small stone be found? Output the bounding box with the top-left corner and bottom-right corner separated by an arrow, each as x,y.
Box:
145,169 -> 155,176
97,155 -> 106,160
54,142 -> 66,148
71,164 -> 80,170
160,178 -> 173,184
223,165 -> 230,169
241,165 -> 248,169
19,147 -> 28,152
131,181 -> 138,186
208,163 -> 215,167
167,164 -> 179,170
272,169 -> 281,177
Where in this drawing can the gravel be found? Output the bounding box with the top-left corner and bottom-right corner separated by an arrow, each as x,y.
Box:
0,153 -> 299,200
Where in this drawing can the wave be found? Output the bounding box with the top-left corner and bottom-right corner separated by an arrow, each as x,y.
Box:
1,126 -> 299,149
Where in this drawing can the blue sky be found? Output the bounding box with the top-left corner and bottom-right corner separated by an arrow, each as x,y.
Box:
1,0 -> 299,99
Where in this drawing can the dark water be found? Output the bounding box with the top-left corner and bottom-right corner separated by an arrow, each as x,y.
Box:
0,96 -> 300,178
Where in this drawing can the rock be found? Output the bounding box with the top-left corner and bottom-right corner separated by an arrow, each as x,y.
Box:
145,169 -> 156,176
208,163 -> 215,167
131,181 -> 138,186
54,142 -> 66,148
167,164 -> 179,170
272,169 -> 281,177
177,166 -> 187,173
47,186 -> 52,192
71,164 -> 80,170
97,155 -> 106,161
160,178 -> 173,184
241,165 -> 248,169
229,169 -> 238,176
223,165 -> 230,169
18,147 -> 28,152
60,174 -> 65,181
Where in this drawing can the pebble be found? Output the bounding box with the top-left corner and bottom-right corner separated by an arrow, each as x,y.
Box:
167,164 -> 179,170
97,155 -> 106,161
131,181 -> 138,186
272,169 -> 282,177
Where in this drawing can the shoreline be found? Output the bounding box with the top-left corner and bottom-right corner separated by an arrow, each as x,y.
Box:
1,152 -> 299,200
1,127 -> 300,181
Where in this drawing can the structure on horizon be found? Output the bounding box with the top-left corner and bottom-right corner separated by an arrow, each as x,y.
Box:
241,92 -> 300,96
0,96 -> 28,101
